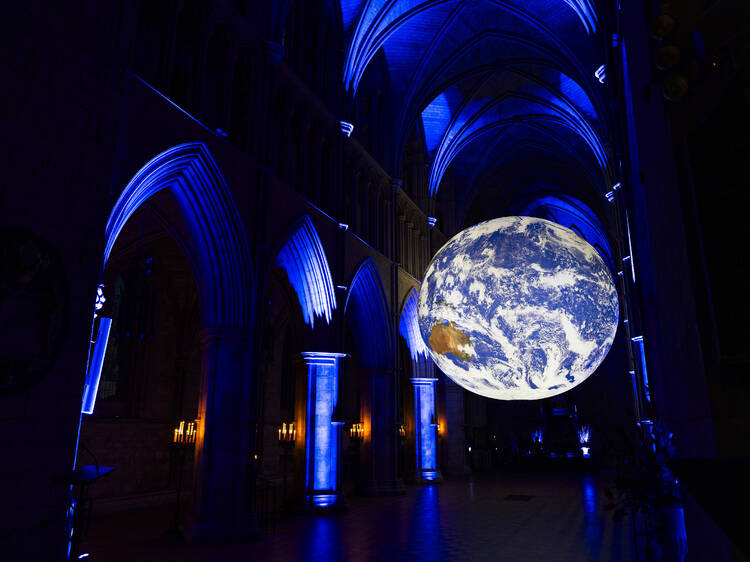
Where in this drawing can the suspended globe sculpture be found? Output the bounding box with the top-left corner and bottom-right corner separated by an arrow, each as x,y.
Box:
418,216 -> 618,400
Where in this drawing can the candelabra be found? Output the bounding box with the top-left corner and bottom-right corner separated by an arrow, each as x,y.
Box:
171,419 -> 197,531
278,421 -> 296,506
350,422 -> 364,442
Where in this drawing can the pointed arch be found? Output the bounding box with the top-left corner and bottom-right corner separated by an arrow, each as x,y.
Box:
104,142 -> 252,329
344,258 -> 393,369
399,288 -> 427,361
274,215 -> 337,328
399,288 -> 433,378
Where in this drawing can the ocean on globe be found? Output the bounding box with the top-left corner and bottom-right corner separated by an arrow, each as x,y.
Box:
418,216 -> 618,400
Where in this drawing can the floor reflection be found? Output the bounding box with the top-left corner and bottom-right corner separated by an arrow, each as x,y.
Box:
85,472 -> 634,561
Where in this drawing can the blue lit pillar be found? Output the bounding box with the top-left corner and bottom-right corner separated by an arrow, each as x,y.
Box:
301,352 -> 346,509
411,378 -> 442,483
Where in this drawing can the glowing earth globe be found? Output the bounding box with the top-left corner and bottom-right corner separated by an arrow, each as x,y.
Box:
418,216 -> 618,400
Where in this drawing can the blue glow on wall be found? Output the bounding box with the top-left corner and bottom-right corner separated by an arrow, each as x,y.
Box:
342,0 -> 600,94
81,317 -> 112,415
562,0 -> 598,34
275,216 -> 337,328
412,377 -> 438,481
345,259 -> 393,369
421,92 -> 453,154
302,352 -> 346,506
103,142 -> 251,330
421,73 -> 608,197
400,289 -> 429,362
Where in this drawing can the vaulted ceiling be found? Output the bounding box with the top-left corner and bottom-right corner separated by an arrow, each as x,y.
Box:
339,0 -> 612,234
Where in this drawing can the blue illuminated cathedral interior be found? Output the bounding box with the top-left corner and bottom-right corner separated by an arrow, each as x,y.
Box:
3,1 -> 749,560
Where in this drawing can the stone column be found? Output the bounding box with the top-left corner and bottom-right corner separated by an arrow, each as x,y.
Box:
362,368 -> 404,495
442,377 -> 471,476
300,352 -> 347,509
411,377 -> 443,482
185,327 -> 257,541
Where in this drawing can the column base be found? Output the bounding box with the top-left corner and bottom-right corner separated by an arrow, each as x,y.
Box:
304,492 -> 347,513
416,469 -> 444,484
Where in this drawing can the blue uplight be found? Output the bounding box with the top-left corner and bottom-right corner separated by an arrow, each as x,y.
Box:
275,216 -> 337,328
532,428 -> 544,444
578,424 -> 591,444
311,493 -> 338,508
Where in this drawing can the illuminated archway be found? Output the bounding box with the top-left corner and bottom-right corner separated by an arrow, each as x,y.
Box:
345,258 -> 394,368
104,142 -> 252,329
274,215 -> 337,329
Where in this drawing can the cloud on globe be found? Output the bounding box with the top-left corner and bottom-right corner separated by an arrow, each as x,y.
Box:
418,216 -> 619,400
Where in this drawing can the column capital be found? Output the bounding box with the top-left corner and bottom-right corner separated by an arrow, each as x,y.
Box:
410,377 -> 438,386
300,351 -> 347,366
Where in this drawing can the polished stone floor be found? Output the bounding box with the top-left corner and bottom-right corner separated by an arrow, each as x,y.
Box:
83,472 -> 634,561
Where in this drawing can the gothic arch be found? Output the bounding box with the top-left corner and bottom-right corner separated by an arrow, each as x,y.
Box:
344,258 -> 394,369
104,142 -> 252,329
399,288 -> 432,378
272,215 -> 337,329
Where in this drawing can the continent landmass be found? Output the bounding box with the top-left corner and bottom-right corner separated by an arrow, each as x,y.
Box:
429,321 -> 473,361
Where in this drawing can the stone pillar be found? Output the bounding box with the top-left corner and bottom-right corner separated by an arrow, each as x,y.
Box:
300,352 -> 347,509
411,377 -> 443,482
442,377 -> 471,476
362,368 -> 404,495
185,328 -> 257,541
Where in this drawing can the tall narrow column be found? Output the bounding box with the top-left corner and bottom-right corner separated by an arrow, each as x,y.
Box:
442,378 -> 471,476
411,377 -> 443,482
301,352 -> 346,509
186,328 -> 256,540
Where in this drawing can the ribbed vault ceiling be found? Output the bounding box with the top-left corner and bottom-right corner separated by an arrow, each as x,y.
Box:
339,0 -> 612,229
